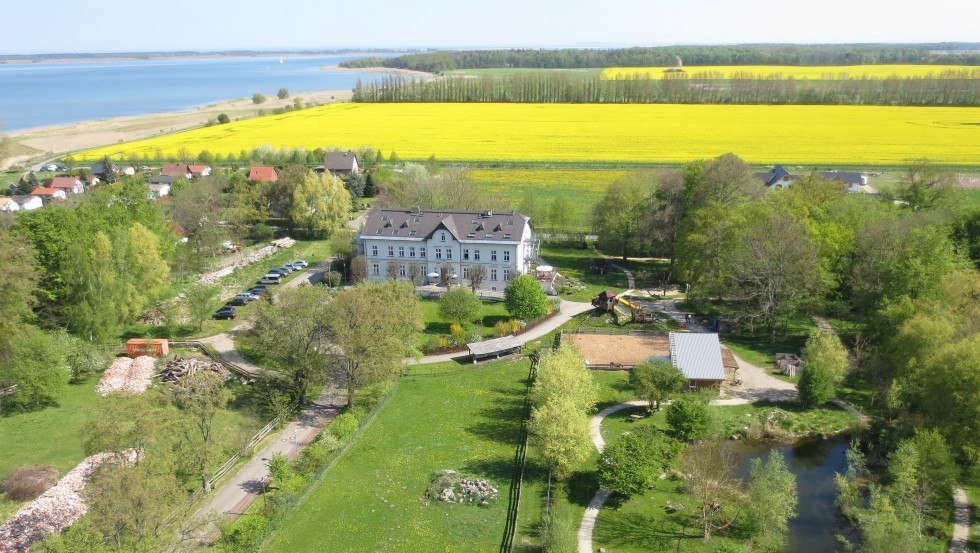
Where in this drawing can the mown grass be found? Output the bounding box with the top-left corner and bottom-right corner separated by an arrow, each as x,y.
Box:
539,243 -> 631,302
417,297 -> 511,346
261,358 -> 531,552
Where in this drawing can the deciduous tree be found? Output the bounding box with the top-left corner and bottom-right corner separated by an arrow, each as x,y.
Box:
528,397 -> 592,480
504,274 -> 548,321
747,450 -> 798,552
167,370 -> 233,492
680,439 -> 741,540
599,426 -> 681,497
438,286 -> 482,326
290,171 -> 351,238
530,343 -> 597,411
665,392 -> 712,441
630,359 -> 686,411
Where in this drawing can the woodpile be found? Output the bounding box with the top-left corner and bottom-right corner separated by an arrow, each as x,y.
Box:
158,355 -> 230,383
95,356 -> 156,396
0,452 -> 133,553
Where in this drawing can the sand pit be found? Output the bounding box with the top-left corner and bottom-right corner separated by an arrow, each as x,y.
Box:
569,333 -> 669,369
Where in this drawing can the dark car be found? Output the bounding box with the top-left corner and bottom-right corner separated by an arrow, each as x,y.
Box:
270,268 -> 290,277
248,286 -> 268,296
226,297 -> 248,306
213,306 -> 236,320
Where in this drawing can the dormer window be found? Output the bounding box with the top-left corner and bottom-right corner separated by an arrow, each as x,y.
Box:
467,232 -> 476,238
441,233 -> 446,242
486,233 -> 493,238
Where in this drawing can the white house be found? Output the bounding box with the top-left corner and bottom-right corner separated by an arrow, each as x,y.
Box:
11,195 -> 43,211
0,197 -> 20,213
49,176 -> 85,195
357,208 -> 538,292
148,183 -> 171,198
30,187 -> 67,202
755,165 -> 873,193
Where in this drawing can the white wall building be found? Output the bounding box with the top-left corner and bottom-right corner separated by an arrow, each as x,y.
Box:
357,208 -> 538,292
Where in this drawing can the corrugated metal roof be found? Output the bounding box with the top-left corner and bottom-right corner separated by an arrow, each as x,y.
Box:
669,332 -> 726,381
467,335 -> 523,356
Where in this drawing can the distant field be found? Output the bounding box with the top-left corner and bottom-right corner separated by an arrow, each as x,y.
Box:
444,67 -> 603,79
601,64 -> 980,80
80,103 -> 980,166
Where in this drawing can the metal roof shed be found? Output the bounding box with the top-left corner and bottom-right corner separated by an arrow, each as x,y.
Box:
669,332 -> 726,382
467,335 -> 523,362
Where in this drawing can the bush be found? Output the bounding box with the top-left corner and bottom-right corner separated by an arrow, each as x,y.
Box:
504,274 -> 548,321
540,502 -> 577,553
248,222 -> 275,243
665,393 -> 712,441
799,364 -> 835,409
2,465 -> 58,501
438,286 -> 482,326
252,93 -> 266,104
328,412 -> 358,440
599,426 -> 681,496
277,87 -> 289,100
216,513 -> 268,552
217,113 -> 230,124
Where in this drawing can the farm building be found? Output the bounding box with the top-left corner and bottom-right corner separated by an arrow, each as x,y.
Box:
248,166 -> 279,182
569,330 -> 730,391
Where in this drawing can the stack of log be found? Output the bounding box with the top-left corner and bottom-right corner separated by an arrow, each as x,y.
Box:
158,355 -> 230,383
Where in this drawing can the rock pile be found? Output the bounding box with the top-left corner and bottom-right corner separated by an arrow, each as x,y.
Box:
158,355 -> 230,383
95,356 -> 156,396
199,237 -> 297,285
426,469 -> 498,506
0,452 -> 130,552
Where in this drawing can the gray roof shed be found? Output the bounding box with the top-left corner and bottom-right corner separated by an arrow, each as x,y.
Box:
669,332 -> 726,381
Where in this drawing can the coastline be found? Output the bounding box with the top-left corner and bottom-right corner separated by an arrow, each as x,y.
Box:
319,64 -> 433,78
0,51 -> 409,66
2,88 -> 353,170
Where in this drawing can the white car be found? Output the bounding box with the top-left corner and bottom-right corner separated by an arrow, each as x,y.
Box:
293,260 -> 309,268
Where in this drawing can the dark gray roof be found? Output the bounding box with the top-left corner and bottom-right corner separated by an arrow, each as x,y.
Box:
323,151 -> 358,171
11,195 -> 39,205
90,162 -> 118,175
360,208 -> 530,243
149,174 -> 175,185
820,171 -> 863,185
754,165 -> 796,186
669,332 -> 726,381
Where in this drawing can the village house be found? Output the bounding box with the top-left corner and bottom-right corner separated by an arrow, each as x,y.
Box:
754,165 -> 796,189
754,164 -> 874,193
357,208 -> 538,292
160,164 -> 193,179
90,161 -> 120,179
187,164 -> 212,178
30,187 -> 67,202
248,166 -> 279,182
321,150 -> 359,176
49,176 -> 84,195
147,182 -> 171,198
0,197 -> 20,213
11,195 -> 43,211
83,173 -> 100,187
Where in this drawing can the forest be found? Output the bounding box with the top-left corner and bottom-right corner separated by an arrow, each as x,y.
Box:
351,72 -> 980,106
340,43 -> 980,72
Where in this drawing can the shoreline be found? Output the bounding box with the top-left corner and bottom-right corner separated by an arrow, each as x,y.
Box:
1,88 -> 353,170
319,64 -> 433,78
0,51 -> 410,66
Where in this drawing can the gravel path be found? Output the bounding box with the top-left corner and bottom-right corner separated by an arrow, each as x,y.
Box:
950,486 -> 971,553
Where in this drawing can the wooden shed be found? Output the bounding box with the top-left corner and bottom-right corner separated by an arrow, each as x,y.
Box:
125,338 -> 170,358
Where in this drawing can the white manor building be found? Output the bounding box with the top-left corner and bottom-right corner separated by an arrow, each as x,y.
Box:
357,208 -> 539,291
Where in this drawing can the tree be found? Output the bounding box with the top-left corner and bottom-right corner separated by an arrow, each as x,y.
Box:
117,222 -> 170,322
665,392 -> 712,441
630,359 -> 686,411
438,286 -> 482,326
0,228 -> 39,355
167,370 -> 233,492
217,113 -> 230,124
184,283 -> 220,332
326,281 -> 423,407
899,160 -> 956,211
63,233 -> 119,342
99,156 -> 116,184
245,285 -> 333,404
386,260 -> 400,280
598,426 -> 681,497
548,196 -> 575,235
802,330 -> 849,383
169,175 -> 231,263
592,177 -> 646,260
528,397 -> 592,480
798,364 -> 835,409
468,263 -> 487,292
350,255 -> 368,284
888,429 -> 956,536
277,87 -> 289,100
680,439 -> 741,540
640,169 -> 685,291
530,343 -> 598,411
504,274 -> 548,321
691,153 -> 761,206
290,171 -> 351,238
59,333 -> 111,384
252,93 -> 266,104
83,394 -> 171,460
0,327 -> 66,411
408,261 -> 424,285
747,450 -> 798,552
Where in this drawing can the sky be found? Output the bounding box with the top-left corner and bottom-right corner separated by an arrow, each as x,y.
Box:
3,0 -> 979,54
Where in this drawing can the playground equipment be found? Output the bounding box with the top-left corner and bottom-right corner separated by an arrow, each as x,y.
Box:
592,291 -> 647,323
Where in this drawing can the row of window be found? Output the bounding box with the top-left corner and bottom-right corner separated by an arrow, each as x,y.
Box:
370,263 -> 511,282
369,244 -> 511,263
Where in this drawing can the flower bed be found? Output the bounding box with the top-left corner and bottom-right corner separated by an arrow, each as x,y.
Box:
95,356 -> 156,396
0,453 -> 123,552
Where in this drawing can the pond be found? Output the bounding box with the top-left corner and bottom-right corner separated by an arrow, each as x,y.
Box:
732,436 -> 859,552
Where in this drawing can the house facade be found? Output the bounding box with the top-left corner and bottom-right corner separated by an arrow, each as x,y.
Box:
322,151 -> 359,176
11,195 -> 43,211
30,187 -> 67,202
357,208 -> 537,291
755,165 -> 873,193
49,176 -> 84,194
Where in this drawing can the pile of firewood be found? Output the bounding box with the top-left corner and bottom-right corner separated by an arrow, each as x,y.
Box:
158,355 -> 230,383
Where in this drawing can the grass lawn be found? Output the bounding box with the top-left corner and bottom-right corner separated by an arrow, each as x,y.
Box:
720,316 -> 819,382
417,297 -> 511,347
539,243 -> 631,302
262,358 -> 531,552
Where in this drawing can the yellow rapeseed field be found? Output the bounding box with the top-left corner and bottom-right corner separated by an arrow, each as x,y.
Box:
81,103 -> 980,166
601,64 -> 980,80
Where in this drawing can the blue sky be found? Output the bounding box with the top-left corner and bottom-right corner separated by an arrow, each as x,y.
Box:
4,0 -> 979,54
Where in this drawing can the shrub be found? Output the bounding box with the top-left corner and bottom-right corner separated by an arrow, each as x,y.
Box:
539,502 -> 577,553
328,412 -> 358,440
248,222 -> 275,243
252,93 -> 266,104
2,465 -> 58,501
438,337 -> 450,350
217,113 -> 230,124
799,364 -> 835,409
665,393 -> 712,441
277,87 -> 289,100
504,274 -> 548,320
438,286 -> 482,326
216,514 -> 267,552
598,426 -> 682,496
495,320 -> 510,337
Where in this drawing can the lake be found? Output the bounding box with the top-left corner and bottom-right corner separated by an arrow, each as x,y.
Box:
733,437 -> 858,552
0,54 -> 396,131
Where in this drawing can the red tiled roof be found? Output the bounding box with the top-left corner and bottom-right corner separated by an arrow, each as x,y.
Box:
50,176 -> 81,189
187,164 -> 209,174
31,187 -> 60,195
160,164 -> 191,177
248,166 -> 278,182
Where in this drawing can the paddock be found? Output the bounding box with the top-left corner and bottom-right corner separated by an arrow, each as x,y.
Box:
568,333 -> 670,370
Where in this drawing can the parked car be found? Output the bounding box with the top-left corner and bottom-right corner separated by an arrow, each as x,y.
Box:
226,297 -> 248,306
213,306 -> 236,320
270,268 -> 290,277
248,286 -> 268,295
240,291 -> 260,301
41,163 -> 58,171
288,262 -> 306,270
278,265 -> 295,274
259,274 -> 282,285
292,260 -> 309,268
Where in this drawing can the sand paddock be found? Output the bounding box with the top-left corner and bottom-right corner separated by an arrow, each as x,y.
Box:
569,333 -> 669,368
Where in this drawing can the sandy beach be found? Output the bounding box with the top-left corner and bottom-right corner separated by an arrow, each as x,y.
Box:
2,89 -> 352,169
319,64 -> 433,78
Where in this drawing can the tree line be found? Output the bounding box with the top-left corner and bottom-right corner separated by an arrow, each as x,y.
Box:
340,43 -> 980,73
352,73 -> 980,106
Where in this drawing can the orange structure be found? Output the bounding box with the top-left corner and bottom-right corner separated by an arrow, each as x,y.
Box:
124,338 -> 170,358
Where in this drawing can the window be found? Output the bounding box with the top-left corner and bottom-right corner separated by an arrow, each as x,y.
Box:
420,247 -> 426,258
399,265 -> 406,277
435,248 -> 442,260
372,263 -> 379,276
474,249 -> 481,261
490,268 -> 498,281
446,249 -> 452,260
503,250 -> 511,262
398,246 -> 405,257
503,269 -> 510,281
463,249 -> 469,260
387,246 -> 394,257
463,267 -> 469,279
491,250 -> 497,262
371,245 -> 378,257
409,247 -> 416,258
441,233 -> 446,242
